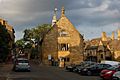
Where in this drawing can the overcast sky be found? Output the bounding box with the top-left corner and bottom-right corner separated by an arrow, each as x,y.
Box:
0,0 -> 120,41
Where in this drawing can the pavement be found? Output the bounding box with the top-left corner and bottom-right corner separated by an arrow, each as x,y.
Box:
0,60 -> 100,80
0,63 -> 13,80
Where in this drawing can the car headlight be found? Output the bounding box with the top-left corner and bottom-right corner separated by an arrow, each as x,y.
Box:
113,73 -> 116,77
113,72 -> 120,78
78,68 -> 81,70
106,71 -> 113,74
68,66 -> 72,68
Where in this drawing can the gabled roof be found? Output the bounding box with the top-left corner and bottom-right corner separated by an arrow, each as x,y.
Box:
56,7 -> 80,35
85,45 -> 98,50
109,39 -> 120,51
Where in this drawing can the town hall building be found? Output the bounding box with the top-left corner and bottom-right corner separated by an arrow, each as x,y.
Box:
42,7 -> 84,65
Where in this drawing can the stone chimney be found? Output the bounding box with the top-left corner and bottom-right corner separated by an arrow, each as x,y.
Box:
61,6 -> 65,18
118,29 -> 120,40
101,32 -> 107,41
111,31 -> 115,40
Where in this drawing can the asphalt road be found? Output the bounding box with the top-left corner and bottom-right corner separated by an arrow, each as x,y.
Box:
0,61 -> 101,80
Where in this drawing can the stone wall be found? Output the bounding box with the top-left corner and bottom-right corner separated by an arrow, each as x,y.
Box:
42,11 -> 84,65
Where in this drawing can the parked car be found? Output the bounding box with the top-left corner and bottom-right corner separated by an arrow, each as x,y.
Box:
73,62 -> 96,73
65,61 -> 95,72
112,71 -> 120,80
101,60 -> 120,66
13,58 -> 31,72
100,65 -> 120,80
65,64 -> 78,72
80,63 -> 112,76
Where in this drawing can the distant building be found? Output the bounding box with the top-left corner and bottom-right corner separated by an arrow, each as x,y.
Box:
42,7 -> 84,65
84,30 -> 120,62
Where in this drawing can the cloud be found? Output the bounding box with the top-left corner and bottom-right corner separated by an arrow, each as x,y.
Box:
93,0 -> 110,11
0,0 -> 120,40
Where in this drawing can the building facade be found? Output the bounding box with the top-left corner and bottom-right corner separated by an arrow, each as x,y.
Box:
0,18 -> 15,61
84,31 -> 120,62
0,18 -> 15,49
42,7 -> 84,65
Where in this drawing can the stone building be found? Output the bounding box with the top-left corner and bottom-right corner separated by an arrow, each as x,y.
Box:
0,18 -> 15,61
84,30 -> 120,62
42,7 -> 84,65
0,18 -> 15,49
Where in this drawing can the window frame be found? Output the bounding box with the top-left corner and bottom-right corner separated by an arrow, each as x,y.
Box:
58,43 -> 70,51
59,30 -> 69,37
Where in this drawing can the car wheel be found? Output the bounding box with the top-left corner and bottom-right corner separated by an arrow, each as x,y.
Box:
87,71 -> 92,76
73,69 -> 76,72
70,69 -> 73,72
28,70 -> 31,72
15,69 -> 18,72
12,67 -> 14,71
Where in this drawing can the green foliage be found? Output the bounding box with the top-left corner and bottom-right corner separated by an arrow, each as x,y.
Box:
16,24 -> 52,49
23,29 -> 32,41
15,39 -> 25,48
0,24 -> 10,62
21,24 -> 52,59
24,43 -> 32,48
23,24 -> 52,42
0,25 -> 10,45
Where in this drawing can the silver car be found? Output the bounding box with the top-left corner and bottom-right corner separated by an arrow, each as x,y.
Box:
112,71 -> 120,80
13,58 -> 31,72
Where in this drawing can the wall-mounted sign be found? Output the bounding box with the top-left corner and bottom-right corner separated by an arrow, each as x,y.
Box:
48,54 -> 51,60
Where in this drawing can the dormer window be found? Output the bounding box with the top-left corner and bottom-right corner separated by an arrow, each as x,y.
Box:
59,30 -> 69,37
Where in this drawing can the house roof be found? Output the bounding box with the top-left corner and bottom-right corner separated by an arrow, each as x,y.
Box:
109,39 -> 120,51
85,45 -> 98,50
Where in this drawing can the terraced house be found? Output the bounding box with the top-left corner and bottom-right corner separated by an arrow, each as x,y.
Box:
84,30 -> 120,62
42,7 -> 84,65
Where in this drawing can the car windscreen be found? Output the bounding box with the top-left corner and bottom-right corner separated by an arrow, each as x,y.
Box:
84,63 -> 96,67
107,66 -> 116,70
18,60 -> 29,63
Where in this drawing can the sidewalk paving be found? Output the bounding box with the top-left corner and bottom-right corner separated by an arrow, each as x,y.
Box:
0,63 -> 13,77
0,77 -> 7,80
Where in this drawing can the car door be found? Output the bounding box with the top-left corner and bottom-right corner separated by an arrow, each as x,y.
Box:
95,64 -> 104,75
87,64 -> 99,75
103,64 -> 112,70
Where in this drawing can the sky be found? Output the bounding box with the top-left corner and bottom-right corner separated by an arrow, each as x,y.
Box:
0,0 -> 120,41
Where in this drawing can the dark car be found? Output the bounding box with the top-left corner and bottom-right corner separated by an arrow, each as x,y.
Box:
66,64 -> 78,72
80,63 -> 112,76
66,61 -> 96,72
73,62 -> 96,73
65,61 -> 86,72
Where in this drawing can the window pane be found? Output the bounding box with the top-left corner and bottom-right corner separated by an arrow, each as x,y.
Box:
58,43 -> 69,51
